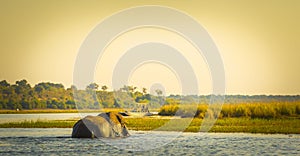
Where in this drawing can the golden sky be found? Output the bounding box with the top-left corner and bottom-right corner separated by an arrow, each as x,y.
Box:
0,0 -> 300,95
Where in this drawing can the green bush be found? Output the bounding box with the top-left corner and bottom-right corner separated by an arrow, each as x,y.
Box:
158,104 -> 179,116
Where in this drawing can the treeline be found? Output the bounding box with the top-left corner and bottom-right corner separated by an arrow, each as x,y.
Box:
0,80 -> 74,110
0,79 -> 300,110
0,79 -> 160,110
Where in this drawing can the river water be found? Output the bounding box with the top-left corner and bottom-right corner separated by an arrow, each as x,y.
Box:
0,128 -> 299,155
0,113 -> 98,123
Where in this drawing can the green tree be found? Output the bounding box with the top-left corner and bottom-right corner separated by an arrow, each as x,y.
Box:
101,85 -> 108,91
86,83 -> 99,90
142,88 -> 147,94
0,80 -> 10,87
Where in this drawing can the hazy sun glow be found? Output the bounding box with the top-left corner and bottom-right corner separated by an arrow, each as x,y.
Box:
1,0 -> 300,95
94,27 -> 212,95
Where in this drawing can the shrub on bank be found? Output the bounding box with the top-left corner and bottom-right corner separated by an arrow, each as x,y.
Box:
158,104 -> 179,116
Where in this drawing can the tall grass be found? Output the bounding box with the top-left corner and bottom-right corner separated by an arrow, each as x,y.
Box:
158,104 -> 208,118
159,102 -> 300,119
126,117 -> 300,134
0,120 -> 76,128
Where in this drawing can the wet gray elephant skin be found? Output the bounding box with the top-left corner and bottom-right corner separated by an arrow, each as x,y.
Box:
71,112 -> 130,138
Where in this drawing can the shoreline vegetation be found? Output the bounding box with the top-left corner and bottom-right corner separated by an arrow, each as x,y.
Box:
0,117 -> 299,134
1,79 -> 300,111
0,106 -> 299,134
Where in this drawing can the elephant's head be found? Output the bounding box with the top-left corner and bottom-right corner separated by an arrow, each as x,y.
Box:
98,112 -> 130,137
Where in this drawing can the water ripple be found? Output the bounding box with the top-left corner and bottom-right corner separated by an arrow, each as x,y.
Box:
0,128 -> 299,155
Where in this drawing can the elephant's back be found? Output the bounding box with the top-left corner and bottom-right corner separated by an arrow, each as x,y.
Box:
78,116 -> 111,138
84,116 -> 110,129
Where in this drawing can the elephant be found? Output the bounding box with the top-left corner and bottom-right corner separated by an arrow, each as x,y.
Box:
71,112 -> 130,138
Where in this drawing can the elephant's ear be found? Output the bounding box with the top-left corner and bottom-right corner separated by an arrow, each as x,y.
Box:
116,113 -> 124,124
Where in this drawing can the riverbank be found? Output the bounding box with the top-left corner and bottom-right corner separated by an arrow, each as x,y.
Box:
0,117 -> 299,134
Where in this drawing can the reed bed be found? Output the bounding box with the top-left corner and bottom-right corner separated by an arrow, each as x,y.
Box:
158,102 -> 300,119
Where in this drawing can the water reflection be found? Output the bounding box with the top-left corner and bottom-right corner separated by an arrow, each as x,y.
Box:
0,113 -> 99,123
